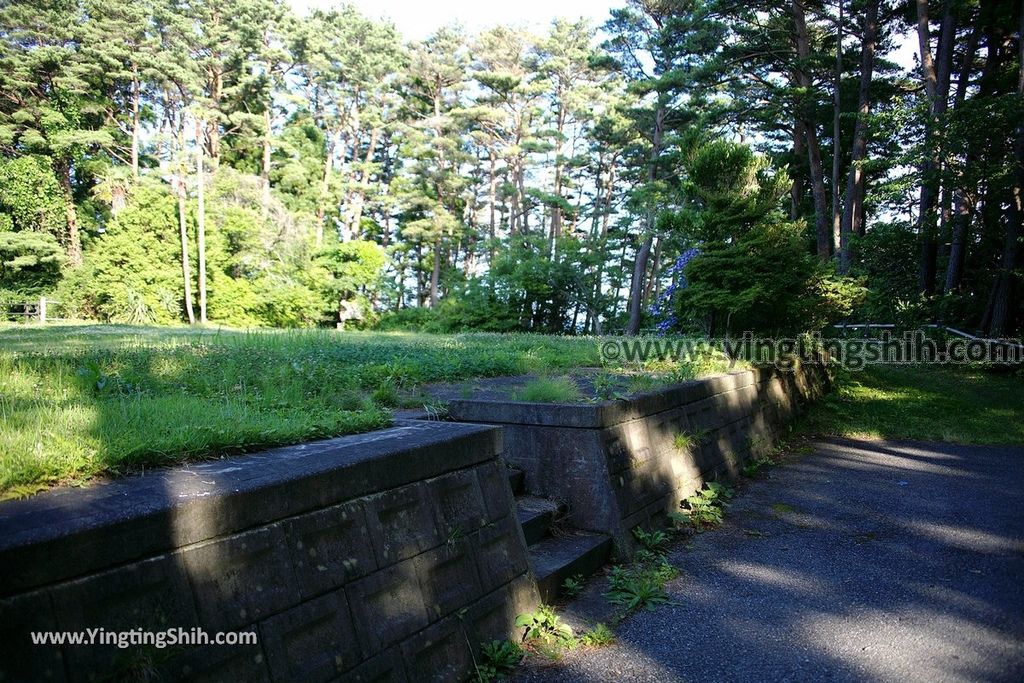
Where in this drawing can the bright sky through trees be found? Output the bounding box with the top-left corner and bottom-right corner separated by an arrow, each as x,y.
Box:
290,0 -> 615,39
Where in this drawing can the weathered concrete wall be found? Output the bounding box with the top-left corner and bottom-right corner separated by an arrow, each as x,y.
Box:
0,421 -> 538,683
449,364 -> 829,554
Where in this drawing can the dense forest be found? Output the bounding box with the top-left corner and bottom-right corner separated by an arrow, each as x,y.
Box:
0,0 -> 1021,336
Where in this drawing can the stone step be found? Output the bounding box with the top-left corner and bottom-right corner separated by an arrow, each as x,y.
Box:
514,495 -> 564,546
506,465 -> 525,495
528,531 -> 613,603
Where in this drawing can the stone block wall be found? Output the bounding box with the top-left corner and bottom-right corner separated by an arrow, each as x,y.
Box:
449,364 -> 829,554
0,421 -> 539,683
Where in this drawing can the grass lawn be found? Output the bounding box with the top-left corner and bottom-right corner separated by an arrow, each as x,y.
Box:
798,364 -> 1024,445
0,324 -> 603,497
0,323 -> 731,499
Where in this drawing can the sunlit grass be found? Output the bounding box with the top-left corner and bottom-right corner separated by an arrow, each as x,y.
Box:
0,323 -> 725,498
799,364 -> 1024,445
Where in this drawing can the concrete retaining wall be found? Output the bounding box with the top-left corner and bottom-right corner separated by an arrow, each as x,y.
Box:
449,364 -> 829,554
0,421 -> 539,683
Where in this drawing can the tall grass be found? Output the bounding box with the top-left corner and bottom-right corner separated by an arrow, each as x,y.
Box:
0,324 -> 731,498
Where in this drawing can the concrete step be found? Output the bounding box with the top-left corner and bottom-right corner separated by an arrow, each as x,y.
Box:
528,531 -> 613,603
506,465 -> 525,495
515,495 -> 564,546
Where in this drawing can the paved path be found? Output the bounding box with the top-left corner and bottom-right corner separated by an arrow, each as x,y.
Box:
518,438 -> 1024,683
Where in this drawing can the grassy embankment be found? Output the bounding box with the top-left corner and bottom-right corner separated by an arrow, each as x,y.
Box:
799,364 -> 1023,445
0,325 -> 593,497
0,324 -> 729,498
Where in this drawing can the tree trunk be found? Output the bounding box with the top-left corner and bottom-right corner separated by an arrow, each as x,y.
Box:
195,119 -> 208,324
987,7 -> 1024,335
550,97 -> 566,244
316,131 -> 337,248
429,241 -> 441,308
838,0 -> 879,274
916,0 -> 955,295
831,0 -> 844,257
942,25 -> 983,293
488,150 -> 497,263
261,108 -> 272,217
177,176 -> 196,325
793,0 -> 831,260
130,63 -> 140,180
346,127 -> 380,240
791,120 -> 806,220
53,158 -> 82,267
626,104 -> 666,335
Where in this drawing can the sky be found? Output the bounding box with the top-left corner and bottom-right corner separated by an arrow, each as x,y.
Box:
289,0 -> 919,69
288,0 -> 618,40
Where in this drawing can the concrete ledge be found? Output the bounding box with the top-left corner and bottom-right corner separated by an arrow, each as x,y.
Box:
448,364 -> 830,554
448,369 -> 759,428
0,420 -> 540,683
0,421 -> 501,596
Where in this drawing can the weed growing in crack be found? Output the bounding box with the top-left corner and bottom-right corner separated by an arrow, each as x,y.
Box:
475,640 -> 523,682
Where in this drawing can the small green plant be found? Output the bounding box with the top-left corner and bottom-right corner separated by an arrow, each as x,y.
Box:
682,482 -> 733,528
445,527 -> 465,550
561,574 -> 585,598
626,373 -> 658,394
475,640 -> 523,682
422,401 -> 449,420
515,605 -> 574,647
513,376 -> 582,403
632,527 -> 670,553
605,561 -> 678,612
370,380 -> 399,407
579,623 -> 616,647
742,455 -> 773,478
673,431 -> 696,451
749,435 -> 776,457
592,371 -> 618,400
667,510 -> 690,529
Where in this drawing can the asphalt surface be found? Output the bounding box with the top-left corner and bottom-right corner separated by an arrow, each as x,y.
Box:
517,438 -> 1024,683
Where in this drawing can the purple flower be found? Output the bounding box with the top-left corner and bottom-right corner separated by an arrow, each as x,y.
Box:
650,248 -> 700,334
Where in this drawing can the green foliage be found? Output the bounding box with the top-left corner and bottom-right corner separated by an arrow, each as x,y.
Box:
848,223 -> 922,323
632,527 -> 670,553
0,231 -> 64,295
83,184 -> 185,325
742,454 -> 774,478
673,431 -> 697,451
476,640 -> 523,682
0,155 -> 66,236
672,140 -> 791,244
512,376 -> 582,403
370,380 -> 399,408
682,482 -> 733,528
579,623 -> 616,647
657,139 -> 867,336
0,326 -> 650,496
605,561 -> 678,612
515,606 -> 574,649
592,371 -> 622,401
677,219 -> 866,335
561,574 -> 585,598
798,365 -> 1024,446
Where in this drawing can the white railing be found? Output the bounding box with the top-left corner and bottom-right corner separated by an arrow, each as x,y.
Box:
1,297 -> 66,323
832,322 -> 1024,353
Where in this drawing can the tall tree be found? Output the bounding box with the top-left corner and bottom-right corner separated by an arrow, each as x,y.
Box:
837,0 -> 880,274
